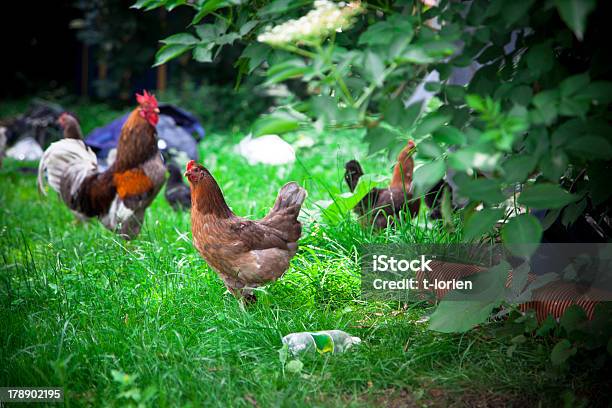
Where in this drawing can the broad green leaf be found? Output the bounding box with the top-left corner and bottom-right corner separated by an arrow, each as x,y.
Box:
561,198 -> 586,226
539,151 -> 568,181
154,44 -> 192,66
161,32 -> 199,45
518,184 -> 579,209
252,112 -> 300,136
560,73 -> 590,97
397,46 -> 436,64
193,44 -> 213,62
191,0 -> 230,25
285,359 -> 304,373
456,178 -> 506,204
447,148 -> 500,172
550,339 -> 576,365
554,0 -> 596,40
413,160 -> 445,196
559,305 -> 587,333
257,0 -> 311,16
428,261 -> 510,333
358,17 -> 413,46
364,126 -> 399,154
266,60 -> 311,84
417,139 -> 444,159
463,208 -> 504,240
315,174 -> 387,224
565,136 -> 612,160
278,344 -> 288,364
414,112 -> 452,137
363,51 -> 386,87
502,155 -> 537,183
428,299 -> 498,333
501,214 -> 543,258
433,126 -> 466,146
239,20 -> 259,36
241,43 -> 270,73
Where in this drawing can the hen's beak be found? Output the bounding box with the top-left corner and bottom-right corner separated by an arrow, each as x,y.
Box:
154,108 -> 160,114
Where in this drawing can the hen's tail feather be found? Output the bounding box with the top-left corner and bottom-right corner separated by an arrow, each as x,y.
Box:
37,139 -> 98,198
271,182 -> 307,213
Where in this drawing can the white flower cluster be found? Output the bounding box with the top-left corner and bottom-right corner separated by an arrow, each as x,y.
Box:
258,1 -> 363,46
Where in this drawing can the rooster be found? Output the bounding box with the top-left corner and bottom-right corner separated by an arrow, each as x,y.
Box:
344,140 -> 419,228
37,91 -> 166,239
185,160 -> 307,302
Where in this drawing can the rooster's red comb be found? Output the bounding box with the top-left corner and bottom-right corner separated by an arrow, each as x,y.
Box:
186,160 -> 196,171
136,90 -> 158,108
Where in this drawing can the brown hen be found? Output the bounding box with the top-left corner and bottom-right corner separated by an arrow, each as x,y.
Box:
185,160 -> 307,302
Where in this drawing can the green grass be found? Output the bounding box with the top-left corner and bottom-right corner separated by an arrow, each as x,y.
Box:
0,102 -> 602,406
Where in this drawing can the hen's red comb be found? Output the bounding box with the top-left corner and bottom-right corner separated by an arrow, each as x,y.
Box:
136,90 -> 158,108
186,160 -> 196,171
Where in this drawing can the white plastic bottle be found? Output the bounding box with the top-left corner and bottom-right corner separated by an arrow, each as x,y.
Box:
282,330 -> 361,355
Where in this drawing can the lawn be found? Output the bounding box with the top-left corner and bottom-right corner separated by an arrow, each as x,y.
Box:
0,103 -> 599,406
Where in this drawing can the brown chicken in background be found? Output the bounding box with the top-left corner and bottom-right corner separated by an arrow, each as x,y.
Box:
37,91 -> 166,239
344,140 -> 419,228
185,160 -> 307,302
57,112 -> 84,140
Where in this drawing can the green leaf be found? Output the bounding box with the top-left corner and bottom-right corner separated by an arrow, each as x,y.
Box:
501,214 -> 543,258
191,0 -> 229,25
565,136 -> 612,160
266,60 -> 311,84
536,315 -> 557,336
257,0 -> 311,16
316,174 -> 387,224
252,112 -> 300,136
363,51 -> 386,87
397,46 -> 436,64
432,126 -> 466,146
428,299 -> 498,333
550,339 -> 577,365
456,178 -> 506,204
518,184 -> 579,209
154,44 -> 192,66
559,305 -> 587,333
413,160 -> 445,196
560,73 -> 590,97
554,0 -> 596,40
463,209 -> 504,240
417,139 -> 444,159
539,152 -> 569,181
193,44 -> 213,62
285,359 -> 304,373
358,16 -> 414,46
502,155 -> 537,183
278,344 -> 288,364
241,43 -> 270,73
364,126 -> 399,154
447,147 -> 501,172
414,112 -> 452,137
561,198 -> 586,226
428,261 -> 510,333
161,32 -> 199,45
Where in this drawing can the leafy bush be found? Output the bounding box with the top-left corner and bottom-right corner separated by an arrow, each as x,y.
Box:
136,0 -> 612,333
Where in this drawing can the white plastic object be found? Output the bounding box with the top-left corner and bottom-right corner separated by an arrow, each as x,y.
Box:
282,330 -> 361,355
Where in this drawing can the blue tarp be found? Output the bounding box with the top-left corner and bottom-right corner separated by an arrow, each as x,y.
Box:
85,104 -> 205,161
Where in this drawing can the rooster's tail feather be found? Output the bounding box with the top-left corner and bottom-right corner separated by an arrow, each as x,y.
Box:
37,139 -> 98,198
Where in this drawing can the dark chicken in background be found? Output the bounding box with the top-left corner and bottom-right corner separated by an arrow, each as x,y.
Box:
345,140 -> 420,228
165,162 -> 191,211
185,160 -> 307,302
37,91 -> 166,239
